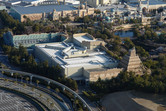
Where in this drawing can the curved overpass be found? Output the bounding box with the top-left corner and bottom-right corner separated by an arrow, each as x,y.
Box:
0,68 -> 92,111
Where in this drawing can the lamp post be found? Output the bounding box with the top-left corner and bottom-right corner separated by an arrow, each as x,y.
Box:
0,92 -> 3,102
21,76 -> 23,83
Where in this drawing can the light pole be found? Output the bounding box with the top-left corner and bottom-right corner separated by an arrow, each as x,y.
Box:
15,101 -> 19,111
0,92 -> 3,102
15,73 -> 18,82
21,76 -> 23,83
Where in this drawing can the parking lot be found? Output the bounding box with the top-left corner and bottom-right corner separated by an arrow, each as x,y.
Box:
0,90 -> 37,111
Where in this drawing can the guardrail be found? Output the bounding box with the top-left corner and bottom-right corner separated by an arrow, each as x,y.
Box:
0,68 -> 92,111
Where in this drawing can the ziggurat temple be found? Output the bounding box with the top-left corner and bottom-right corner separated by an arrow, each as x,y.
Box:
119,47 -> 145,75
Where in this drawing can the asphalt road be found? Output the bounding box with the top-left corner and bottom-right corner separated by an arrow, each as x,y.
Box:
77,86 -> 99,111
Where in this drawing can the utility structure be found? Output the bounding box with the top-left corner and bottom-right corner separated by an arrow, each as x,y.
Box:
147,0 -> 150,11
138,0 -> 150,14
63,0 -> 65,5
138,0 -> 142,14
57,0 -> 59,4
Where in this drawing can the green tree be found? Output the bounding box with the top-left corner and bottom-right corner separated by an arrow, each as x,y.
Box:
32,23 -> 40,32
123,38 -> 134,50
36,80 -> 40,87
55,88 -> 60,93
25,77 -> 29,84
83,16 -> 90,23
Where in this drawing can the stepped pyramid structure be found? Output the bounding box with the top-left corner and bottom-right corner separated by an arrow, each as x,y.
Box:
119,47 -> 144,75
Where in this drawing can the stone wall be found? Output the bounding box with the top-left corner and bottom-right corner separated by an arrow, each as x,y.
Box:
64,66 -> 84,78
21,13 -> 43,22
73,33 -> 105,50
52,8 -> 94,21
87,68 -> 123,81
86,0 -> 99,7
82,40 -> 105,50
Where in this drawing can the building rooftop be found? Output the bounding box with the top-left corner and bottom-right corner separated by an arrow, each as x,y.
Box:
7,0 -> 21,3
129,0 -> 166,7
36,42 -> 117,68
97,4 -> 124,12
12,5 -> 77,14
0,6 -> 6,10
74,35 -> 96,43
142,0 -> 166,5
22,0 -> 42,3
13,33 -> 61,41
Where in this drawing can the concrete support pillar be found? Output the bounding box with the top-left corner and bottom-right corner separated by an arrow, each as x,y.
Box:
48,81 -> 50,85
30,75 -> 33,84
83,104 -> 86,108
21,76 -> 23,83
74,95 -> 77,99
0,71 -> 2,74
11,72 -> 13,76
0,71 -> 4,78
85,79 -> 89,86
62,87 -> 65,91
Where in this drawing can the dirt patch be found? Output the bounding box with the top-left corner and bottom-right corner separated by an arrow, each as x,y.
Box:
101,91 -> 166,111
132,91 -> 166,111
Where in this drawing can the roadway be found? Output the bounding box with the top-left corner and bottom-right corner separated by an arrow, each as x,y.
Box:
0,78 -> 64,111
0,68 -> 93,111
77,86 -> 100,111
0,70 -> 71,111
0,89 -> 36,111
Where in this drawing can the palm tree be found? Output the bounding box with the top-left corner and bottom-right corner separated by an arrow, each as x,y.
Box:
47,98 -> 50,107
4,78 -> 8,82
55,88 -> 60,94
14,73 -> 18,81
39,93 -> 43,101
1,71 -> 4,79
47,86 -> 50,90
31,87 -> 35,91
4,78 -> 9,86
50,103 -> 55,110
25,77 -> 29,84
73,99 -> 79,110
14,81 -> 17,85
23,83 -> 27,92
31,87 -> 35,97
20,75 -> 23,83
23,83 -> 27,88
36,80 -> 40,87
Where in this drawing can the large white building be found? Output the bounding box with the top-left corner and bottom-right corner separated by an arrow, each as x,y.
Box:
79,0 -> 119,7
34,33 -> 147,81
35,33 -> 121,81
